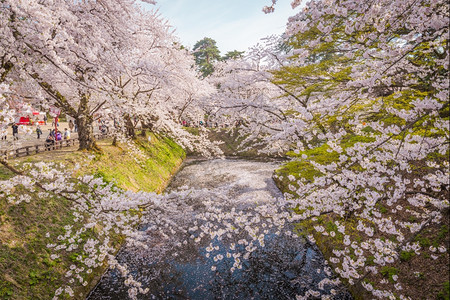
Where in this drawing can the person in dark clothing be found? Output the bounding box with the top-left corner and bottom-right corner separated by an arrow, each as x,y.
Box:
36,125 -> 43,139
12,124 -> 19,140
45,131 -> 55,150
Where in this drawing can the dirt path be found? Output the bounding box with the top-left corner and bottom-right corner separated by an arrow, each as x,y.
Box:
1,121 -> 101,150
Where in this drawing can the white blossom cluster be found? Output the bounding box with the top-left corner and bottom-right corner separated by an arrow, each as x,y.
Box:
1,0 -> 223,154
208,0 -> 449,298
0,159 -> 341,298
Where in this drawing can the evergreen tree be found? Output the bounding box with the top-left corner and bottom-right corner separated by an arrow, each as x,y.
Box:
192,37 -> 221,77
222,50 -> 244,61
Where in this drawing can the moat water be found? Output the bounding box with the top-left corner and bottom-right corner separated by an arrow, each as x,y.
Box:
88,158 -> 351,299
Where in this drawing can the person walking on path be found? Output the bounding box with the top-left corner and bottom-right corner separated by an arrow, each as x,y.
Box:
69,120 -> 74,132
36,125 -> 43,139
12,123 -> 19,140
51,118 -> 59,127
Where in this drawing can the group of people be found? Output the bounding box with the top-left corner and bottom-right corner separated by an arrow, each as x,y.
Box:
1,121 -> 72,142
180,119 -> 242,128
45,128 -> 71,149
40,120 -> 75,141
0,123 -> 20,141
181,120 -> 218,128
4,117 -> 104,145
46,128 -> 71,141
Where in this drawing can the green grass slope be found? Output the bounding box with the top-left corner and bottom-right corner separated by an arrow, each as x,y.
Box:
0,134 -> 185,299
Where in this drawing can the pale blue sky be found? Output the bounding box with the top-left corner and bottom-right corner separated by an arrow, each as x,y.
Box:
146,1 -> 296,54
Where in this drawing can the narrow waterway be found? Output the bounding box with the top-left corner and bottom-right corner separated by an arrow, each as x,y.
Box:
88,158 -> 351,299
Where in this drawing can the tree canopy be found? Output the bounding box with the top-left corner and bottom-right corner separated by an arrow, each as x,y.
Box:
192,37 -> 222,77
0,0 -> 219,154
222,50 -> 245,61
208,0 -> 449,297
0,0 -> 448,299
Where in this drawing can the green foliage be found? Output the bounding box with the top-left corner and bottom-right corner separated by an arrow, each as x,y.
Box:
377,204 -> 388,214
415,234 -> 431,248
28,271 -> 40,286
269,2 -> 448,154
91,134 -> 185,192
0,166 -> 14,180
381,266 -> 399,283
28,269 -> 58,286
277,133 -> 377,194
366,255 -> 376,266
437,225 -> 449,241
193,37 -> 221,77
184,127 -> 200,136
400,250 -> 415,262
222,50 -> 244,61
277,159 -> 322,181
269,19 -> 358,135
437,281 -> 450,300
433,225 -> 449,248
0,281 -> 13,299
326,221 -> 338,232
0,134 -> 186,298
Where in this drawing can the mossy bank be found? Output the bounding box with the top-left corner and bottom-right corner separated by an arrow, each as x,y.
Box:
273,143 -> 450,300
0,134 -> 185,299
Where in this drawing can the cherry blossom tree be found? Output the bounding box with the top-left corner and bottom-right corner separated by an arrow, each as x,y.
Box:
234,0 -> 449,297
100,23 -> 221,155
206,44 -> 284,151
1,0 -> 191,150
1,0 -> 448,299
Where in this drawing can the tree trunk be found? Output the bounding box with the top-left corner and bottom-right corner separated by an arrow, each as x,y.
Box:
139,116 -> 154,137
76,115 -> 98,151
124,114 -> 136,139
0,60 -> 14,83
76,94 -> 99,151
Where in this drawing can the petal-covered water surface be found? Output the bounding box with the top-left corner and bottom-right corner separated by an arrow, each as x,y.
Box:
88,159 -> 351,299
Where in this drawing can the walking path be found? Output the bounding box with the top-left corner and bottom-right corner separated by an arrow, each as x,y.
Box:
1,121 -> 101,150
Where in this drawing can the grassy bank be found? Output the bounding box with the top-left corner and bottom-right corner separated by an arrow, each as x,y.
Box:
273,138 -> 449,299
0,134 -> 185,299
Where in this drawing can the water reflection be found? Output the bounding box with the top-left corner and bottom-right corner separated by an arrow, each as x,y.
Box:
88,159 -> 351,299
